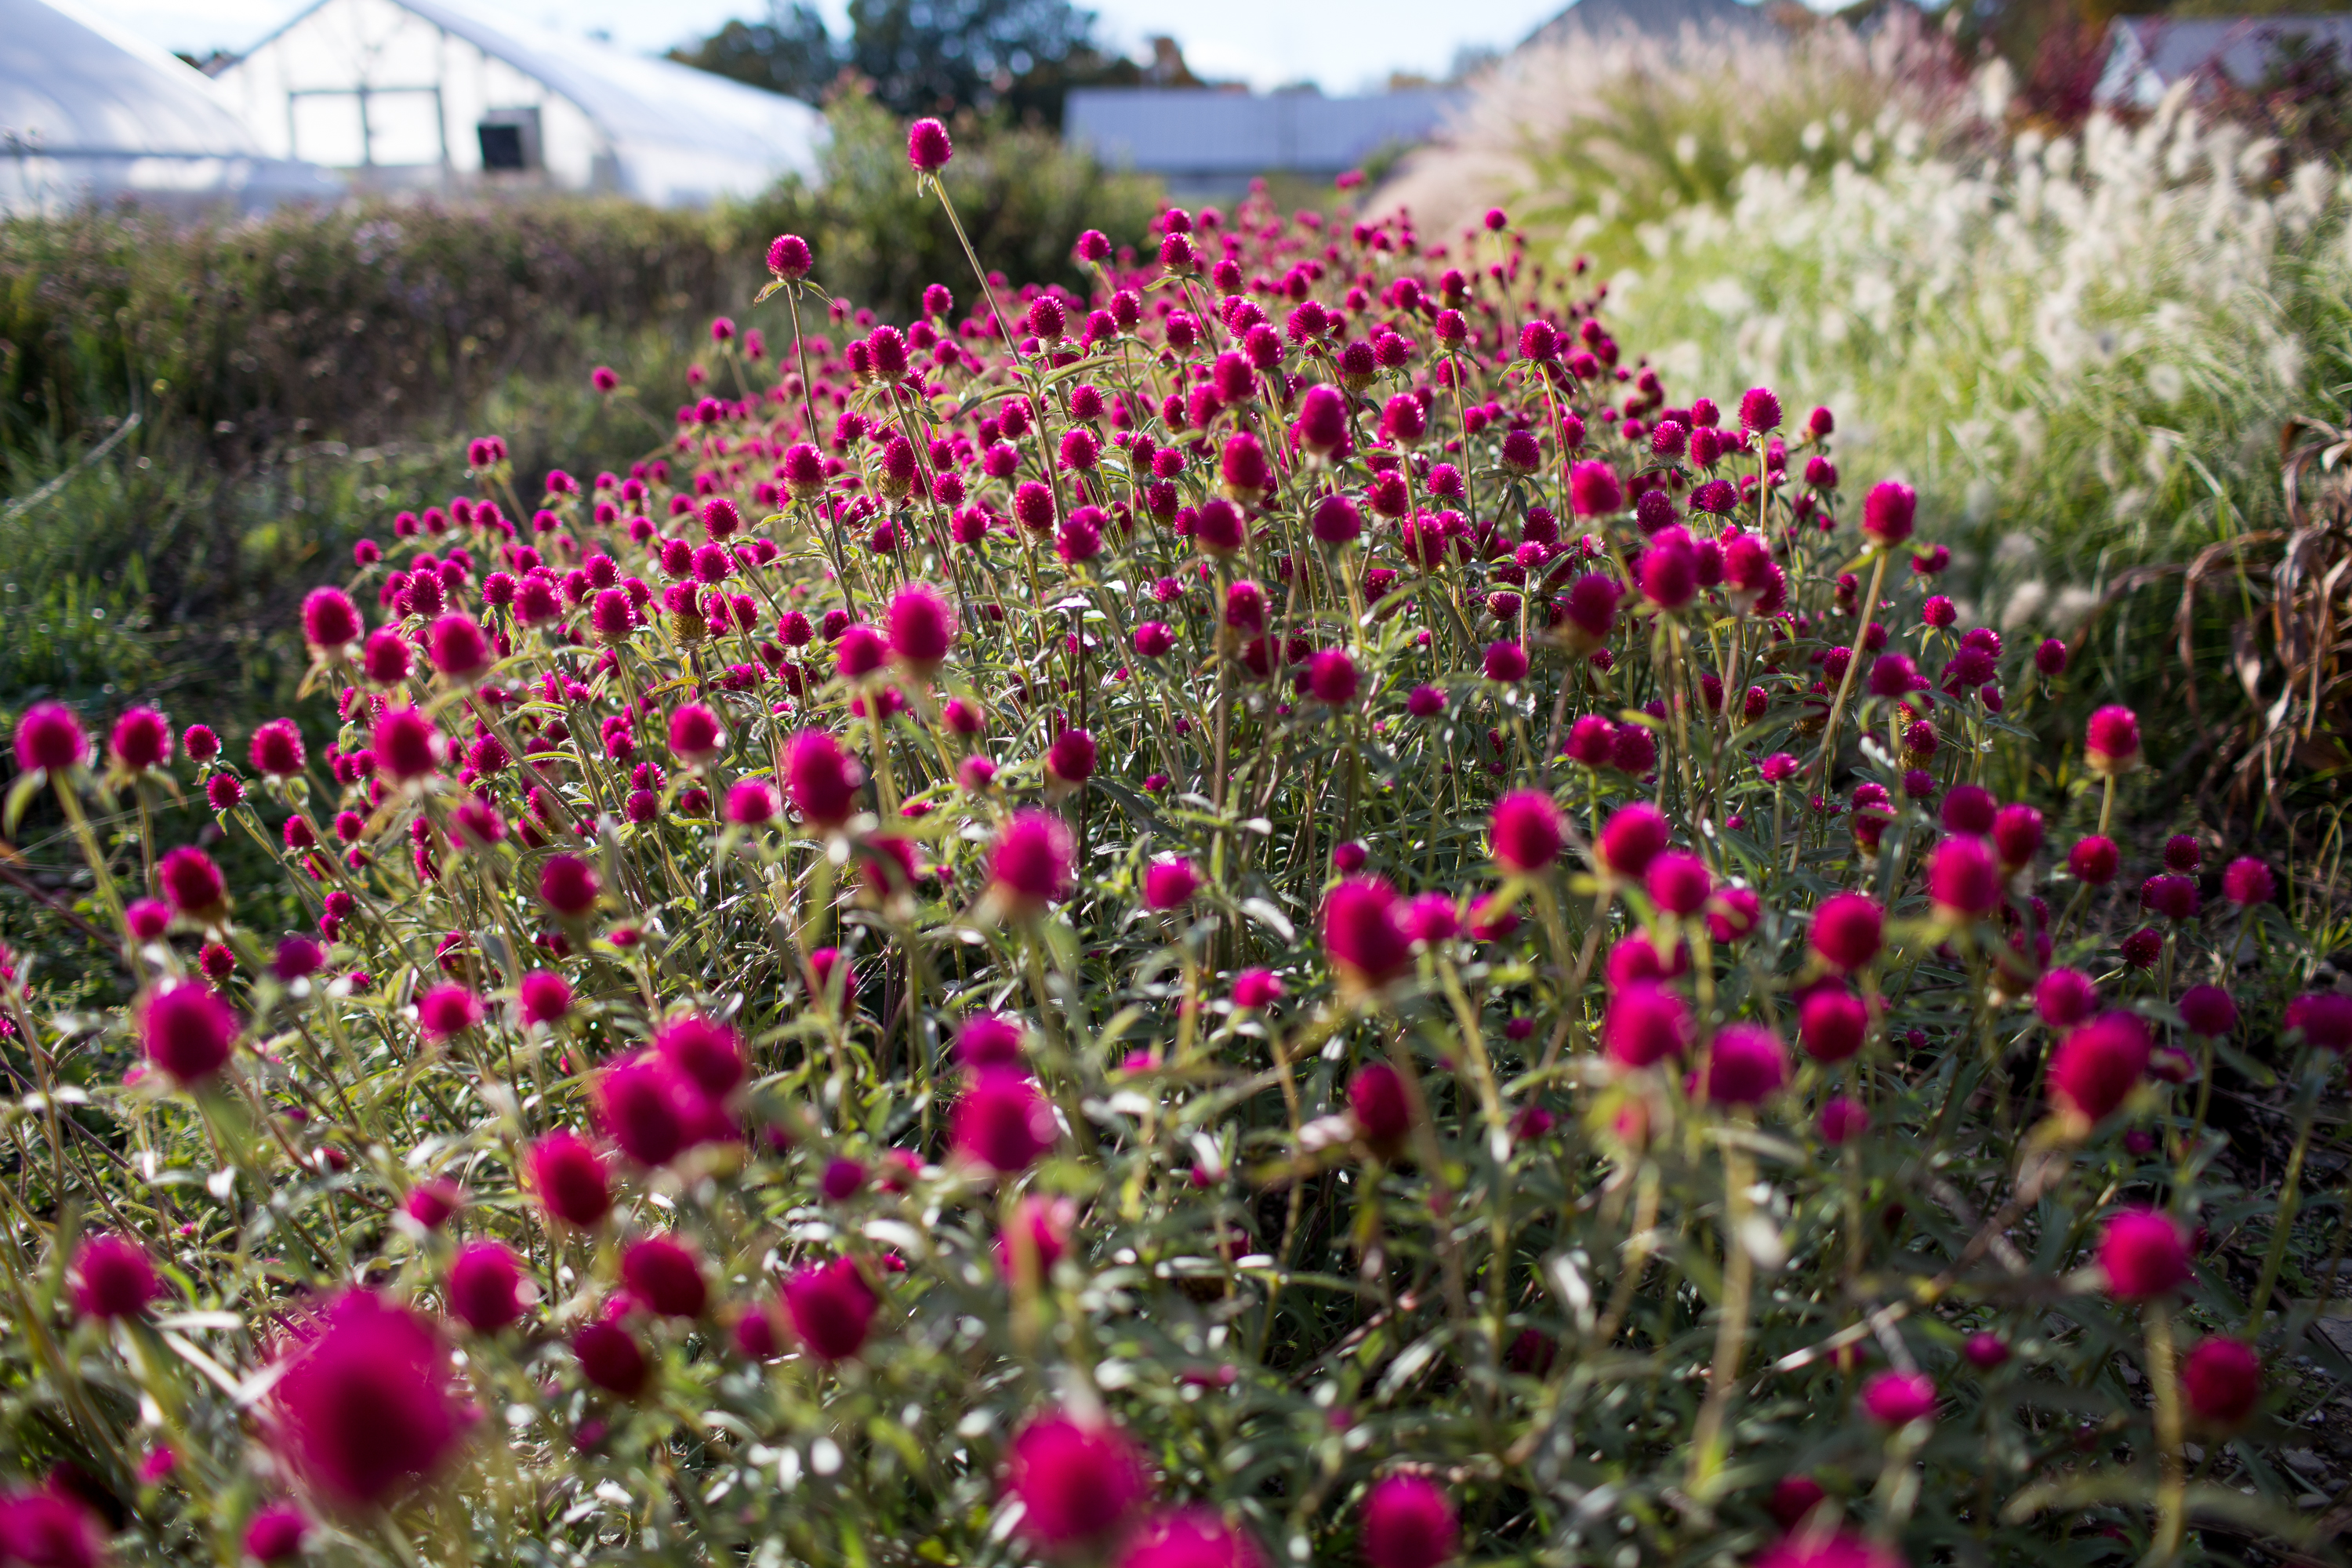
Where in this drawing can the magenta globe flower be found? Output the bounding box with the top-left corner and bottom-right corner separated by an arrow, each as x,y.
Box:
1004,1412 -> 1150,1549
267,1290 -> 467,1507
1360,1475 -> 1457,1568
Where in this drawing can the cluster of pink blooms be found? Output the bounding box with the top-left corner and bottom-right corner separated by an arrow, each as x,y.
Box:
0,118 -> 2338,1566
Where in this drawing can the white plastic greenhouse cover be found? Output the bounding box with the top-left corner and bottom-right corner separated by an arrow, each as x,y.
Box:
0,0 -> 340,213
216,0 -> 825,205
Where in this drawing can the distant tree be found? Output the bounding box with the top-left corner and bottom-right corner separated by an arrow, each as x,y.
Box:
672,0 -> 1138,127
667,3 -> 838,103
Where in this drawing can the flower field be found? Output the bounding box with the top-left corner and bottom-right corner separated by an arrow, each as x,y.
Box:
0,116 -> 2346,1567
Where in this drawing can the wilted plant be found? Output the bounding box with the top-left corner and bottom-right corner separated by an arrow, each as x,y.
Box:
0,114 -> 2343,1568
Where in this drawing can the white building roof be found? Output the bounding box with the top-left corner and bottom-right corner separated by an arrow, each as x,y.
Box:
2096,15 -> 2352,107
0,0 -> 339,211
1066,88 -> 1464,188
213,0 -> 823,205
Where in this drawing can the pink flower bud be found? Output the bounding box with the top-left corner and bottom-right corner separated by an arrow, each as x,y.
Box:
1860,1370 -> 1936,1426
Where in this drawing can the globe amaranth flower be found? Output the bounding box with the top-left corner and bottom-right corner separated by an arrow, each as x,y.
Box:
425,615 -> 492,682
1489,791 -> 1563,876
250,718 -> 306,779
404,1178 -> 462,1229
574,1317 -> 650,1397
447,1240 -> 526,1333
244,1503 -> 309,1563
1602,983 -> 1690,1070
1704,1024 -> 1787,1105
15,702 -> 88,773
1567,461 -> 1623,518
2181,1337 -> 2262,1429
267,1290 -> 467,1507
1755,1530 -> 1904,1568
786,729 -> 862,828
1991,804 -> 2043,869
1860,481 -> 1915,548
1819,1096 -> 1870,1144
2034,967 -> 2096,1029
1348,1061 -> 1414,1158
2141,873 -> 2198,922
1118,1508 -> 1266,1568
1644,851 -> 1711,917
1926,835 -> 2002,920
1595,802 -> 1668,880
1860,1370 -> 1936,1426
1360,1475 -> 1457,1568
989,811 -> 1076,916
886,584 -> 956,671
1306,648 -> 1359,704
142,979 -> 239,1084
2067,835 -> 2120,886
725,779 -> 777,826
668,703 -> 723,765
595,1053 -> 723,1168
2084,705 -> 2140,775
782,1258 -> 877,1361
1809,893 -> 1884,973
952,1069 -> 1058,1174
766,233 -> 812,279
906,118 -> 953,171
1004,1412 -> 1152,1549
1798,985 -> 1868,1063
2099,1207 -> 2192,1300
1046,728 -> 1098,789
158,844 -> 227,922
525,1130 -> 611,1227
514,971 -> 572,1027
1323,877 -> 1414,992
2178,984 -> 2237,1038
956,1012 -> 1025,1069
372,707 -> 446,782
2047,1011 -> 2150,1127
108,706 -> 172,773
415,985 -> 481,1043
71,1234 -> 159,1320
0,1486 -> 107,1568
654,1012 -> 745,1100
2286,992 -> 2352,1052
1143,857 -> 1200,910
1708,885 -> 1762,944
538,854 -> 601,919
620,1236 -> 706,1319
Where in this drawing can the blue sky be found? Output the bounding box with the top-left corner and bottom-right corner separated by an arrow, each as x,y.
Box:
74,0 -> 1786,95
